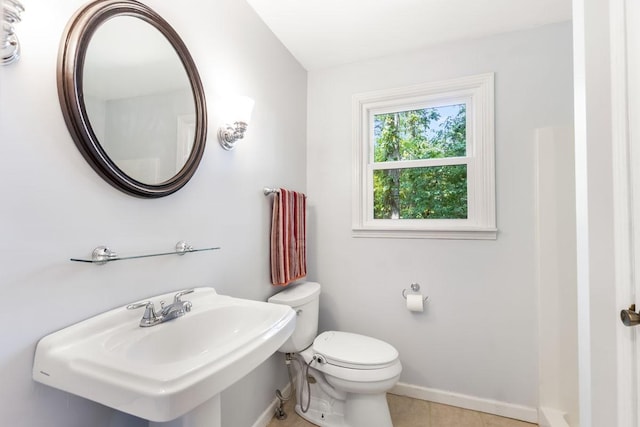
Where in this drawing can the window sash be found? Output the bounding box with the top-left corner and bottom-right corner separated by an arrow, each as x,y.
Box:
367,102 -> 474,223
366,160 -> 475,223
370,98 -> 472,163
369,156 -> 469,170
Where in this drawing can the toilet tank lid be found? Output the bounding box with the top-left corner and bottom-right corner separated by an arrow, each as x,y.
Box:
313,331 -> 399,369
267,282 -> 321,306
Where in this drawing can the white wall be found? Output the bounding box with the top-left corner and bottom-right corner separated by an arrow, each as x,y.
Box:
307,22 -> 573,413
0,1 -> 306,426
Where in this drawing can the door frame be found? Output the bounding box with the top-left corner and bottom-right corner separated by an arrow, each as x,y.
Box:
574,0 -> 636,425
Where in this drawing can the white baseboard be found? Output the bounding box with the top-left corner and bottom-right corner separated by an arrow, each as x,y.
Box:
390,382 -> 539,424
538,407 -> 570,427
251,383 -> 293,427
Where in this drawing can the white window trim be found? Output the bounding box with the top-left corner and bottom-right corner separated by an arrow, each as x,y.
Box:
352,73 -> 497,240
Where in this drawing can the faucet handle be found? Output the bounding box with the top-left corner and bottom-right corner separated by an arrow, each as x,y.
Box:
173,289 -> 194,303
126,301 -> 160,327
126,301 -> 154,310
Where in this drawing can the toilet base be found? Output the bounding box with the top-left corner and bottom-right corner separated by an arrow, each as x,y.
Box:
295,384 -> 393,427
294,392 -> 392,427
291,348 -> 398,427
293,371 -> 344,426
294,401 -> 343,426
344,393 -> 393,427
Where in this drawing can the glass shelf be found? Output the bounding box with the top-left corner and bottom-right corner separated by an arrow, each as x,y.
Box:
70,241 -> 220,265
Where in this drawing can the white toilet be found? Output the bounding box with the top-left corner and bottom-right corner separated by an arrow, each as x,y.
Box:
268,282 -> 402,427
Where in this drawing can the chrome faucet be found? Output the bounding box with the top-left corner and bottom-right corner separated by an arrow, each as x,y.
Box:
160,289 -> 194,321
127,289 -> 194,327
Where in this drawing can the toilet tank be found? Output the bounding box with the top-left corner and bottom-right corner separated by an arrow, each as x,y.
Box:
268,282 -> 321,353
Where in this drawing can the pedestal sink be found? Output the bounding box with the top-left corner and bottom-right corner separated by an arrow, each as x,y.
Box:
32,288 -> 296,426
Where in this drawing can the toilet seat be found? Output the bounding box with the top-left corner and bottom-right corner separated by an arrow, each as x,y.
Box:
299,345 -> 402,385
312,331 -> 399,370
301,331 -> 402,384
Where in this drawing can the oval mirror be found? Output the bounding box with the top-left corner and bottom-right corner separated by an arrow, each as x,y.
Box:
58,0 -> 207,198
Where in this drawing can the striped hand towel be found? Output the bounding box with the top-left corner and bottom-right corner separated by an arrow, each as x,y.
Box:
270,188 -> 307,286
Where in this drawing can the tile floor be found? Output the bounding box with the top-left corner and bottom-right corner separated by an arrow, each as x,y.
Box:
267,394 -> 538,427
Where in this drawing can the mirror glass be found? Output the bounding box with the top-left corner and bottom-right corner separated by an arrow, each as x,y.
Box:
58,0 -> 207,198
83,17 -> 195,185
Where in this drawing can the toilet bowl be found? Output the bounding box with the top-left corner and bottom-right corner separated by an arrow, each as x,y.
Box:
268,282 -> 402,427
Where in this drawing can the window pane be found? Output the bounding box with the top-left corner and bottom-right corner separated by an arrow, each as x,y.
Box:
374,165 -> 467,219
374,104 -> 466,162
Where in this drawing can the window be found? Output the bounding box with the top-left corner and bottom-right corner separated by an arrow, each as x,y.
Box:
352,73 -> 496,239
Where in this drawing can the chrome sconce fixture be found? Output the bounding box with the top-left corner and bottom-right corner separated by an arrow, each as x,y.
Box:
217,96 -> 255,150
2,0 -> 25,65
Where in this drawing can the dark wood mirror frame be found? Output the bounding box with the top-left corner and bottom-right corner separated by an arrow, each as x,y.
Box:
58,0 -> 207,198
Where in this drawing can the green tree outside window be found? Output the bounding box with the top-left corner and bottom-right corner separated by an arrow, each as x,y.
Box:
373,104 -> 468,219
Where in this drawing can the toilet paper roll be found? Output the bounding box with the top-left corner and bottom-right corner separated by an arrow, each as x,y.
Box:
406,294 -> 424,312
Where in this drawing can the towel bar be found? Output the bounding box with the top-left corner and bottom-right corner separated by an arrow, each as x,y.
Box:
263,187 -> 279,195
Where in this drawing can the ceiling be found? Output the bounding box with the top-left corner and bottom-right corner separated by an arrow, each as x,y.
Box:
246,0 -> 572,71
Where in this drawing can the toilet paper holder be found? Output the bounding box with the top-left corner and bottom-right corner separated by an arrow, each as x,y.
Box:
401,283 -> 428,302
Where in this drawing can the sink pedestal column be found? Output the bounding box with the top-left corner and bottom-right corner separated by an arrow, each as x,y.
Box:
149,395 -> 221,427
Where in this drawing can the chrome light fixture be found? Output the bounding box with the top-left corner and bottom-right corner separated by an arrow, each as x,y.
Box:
218,96 -> 255,150
2,0 -> 25,65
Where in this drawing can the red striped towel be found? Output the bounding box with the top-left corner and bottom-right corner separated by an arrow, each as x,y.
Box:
270,188 -> 307,286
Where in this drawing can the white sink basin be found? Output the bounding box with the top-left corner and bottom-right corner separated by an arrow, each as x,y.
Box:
32,288 -> 296,423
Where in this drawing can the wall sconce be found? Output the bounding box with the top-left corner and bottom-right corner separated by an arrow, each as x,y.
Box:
218,96 -> 255,150
2,0 -> 25,65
